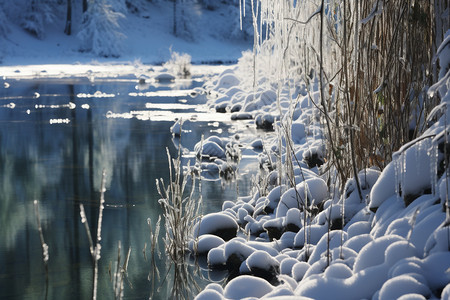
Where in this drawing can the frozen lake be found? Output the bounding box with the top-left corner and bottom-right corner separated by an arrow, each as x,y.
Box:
0,71 -> 262,299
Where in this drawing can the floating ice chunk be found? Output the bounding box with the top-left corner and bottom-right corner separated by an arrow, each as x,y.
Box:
223,275 -> 274,299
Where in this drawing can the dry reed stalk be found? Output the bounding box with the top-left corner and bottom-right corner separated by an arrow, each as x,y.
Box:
79,170 -> 107,300
33,200 -> 49,299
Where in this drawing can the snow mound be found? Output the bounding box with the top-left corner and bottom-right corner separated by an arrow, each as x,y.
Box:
223,275 -> 274,299
276,177 -> 328,218
155,72 -> 175,82
193,213 -> 238,241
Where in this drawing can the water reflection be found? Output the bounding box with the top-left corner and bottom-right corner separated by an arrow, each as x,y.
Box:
0,75 -> 261,299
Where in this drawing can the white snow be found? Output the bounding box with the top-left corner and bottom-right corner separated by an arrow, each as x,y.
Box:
193,212 -> 238,239
223,275 -> 274,299
189,234 -> 225,255
276,177 -> 328,218
0,2 -> 252,67
3,1 -> 450,299
246,250 -> 279,271
185,31 -> 450,297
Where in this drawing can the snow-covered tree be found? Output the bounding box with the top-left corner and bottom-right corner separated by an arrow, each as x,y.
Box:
0,4 -> 10,39
173,0 -> 198,41
21,0 -> 55,39
108,0 -> 126,14
64,0 -> 72,35
77,0 -> 126,57
0,4 -> 9,63
226,0 -> 254,41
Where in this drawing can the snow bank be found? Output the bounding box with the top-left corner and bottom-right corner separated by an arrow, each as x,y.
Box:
187,32 -> 450,300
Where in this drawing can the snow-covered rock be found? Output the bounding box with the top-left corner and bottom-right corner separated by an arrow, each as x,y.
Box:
276,177 -> 328,218
223,275 -> 274,299
193,213 -> 239,241
155,72 -> 175,82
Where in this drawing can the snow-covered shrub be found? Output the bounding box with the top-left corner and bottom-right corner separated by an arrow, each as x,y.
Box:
163,50 -> 192,78
78,0 -> 125,57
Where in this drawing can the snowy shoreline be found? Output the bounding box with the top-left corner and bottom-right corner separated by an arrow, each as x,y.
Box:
186,39 -> 450,299
1,0 -> 449,298
0,63 -> 233,80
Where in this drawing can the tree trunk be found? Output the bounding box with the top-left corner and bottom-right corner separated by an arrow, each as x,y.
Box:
173,0 -> 177,35
64,0 -> 72,35
83,0 -> 88,13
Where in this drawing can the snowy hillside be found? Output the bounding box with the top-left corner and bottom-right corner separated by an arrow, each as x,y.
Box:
0,1 -> 252,66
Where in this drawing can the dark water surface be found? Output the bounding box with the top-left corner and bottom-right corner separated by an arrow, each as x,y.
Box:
0,73 -> 259,299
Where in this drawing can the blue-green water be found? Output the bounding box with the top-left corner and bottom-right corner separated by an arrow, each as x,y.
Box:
0,73 -> 260,299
